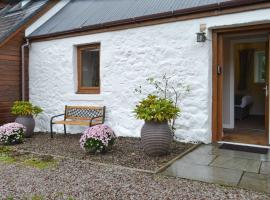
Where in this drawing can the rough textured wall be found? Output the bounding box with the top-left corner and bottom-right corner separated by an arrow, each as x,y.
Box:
29,8 -> 270,143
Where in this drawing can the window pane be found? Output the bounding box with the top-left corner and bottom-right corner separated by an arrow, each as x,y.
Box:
254,51 -> 266,83
258,53 -> 266,81
81,48 -> 99,87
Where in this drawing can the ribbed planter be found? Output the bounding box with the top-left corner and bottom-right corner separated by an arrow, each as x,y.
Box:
15,115 -> 35,138
141,121 -> 173,156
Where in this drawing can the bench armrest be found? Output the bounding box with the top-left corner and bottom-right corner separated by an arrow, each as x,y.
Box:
89,115 -> 104,126
50,114 -> 65,124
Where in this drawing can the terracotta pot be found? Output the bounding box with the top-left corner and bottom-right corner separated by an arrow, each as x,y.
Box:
141,121 -> 172,156
15,115 -> 35,138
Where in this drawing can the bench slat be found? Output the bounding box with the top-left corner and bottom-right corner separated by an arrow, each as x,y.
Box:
65,106 -> 104,120
50,105 -> 106,138
53,120 -> 102,126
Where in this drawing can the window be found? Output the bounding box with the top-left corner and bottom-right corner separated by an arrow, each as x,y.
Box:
254,51 -> 266,83
77,44 -> 100,94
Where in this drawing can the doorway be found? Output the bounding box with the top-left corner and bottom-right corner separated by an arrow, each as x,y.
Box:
212,25 -> 270,146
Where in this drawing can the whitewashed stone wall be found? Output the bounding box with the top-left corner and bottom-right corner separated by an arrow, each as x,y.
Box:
29,8 -> 270,143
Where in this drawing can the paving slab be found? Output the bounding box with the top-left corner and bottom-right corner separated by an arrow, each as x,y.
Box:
179,152 -> 217,166
260,161 -> 270,175
193,145 -> 270,161
239,172 -> 270,193
162,161 -> 243,186
211,148 -> 270,161
191,144 -> 218,155
162,144 -> 270,193
210,156 -> 261,173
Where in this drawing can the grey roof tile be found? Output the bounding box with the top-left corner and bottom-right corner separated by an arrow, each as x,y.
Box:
0,0 -> 49,44
30,0 -> 233,37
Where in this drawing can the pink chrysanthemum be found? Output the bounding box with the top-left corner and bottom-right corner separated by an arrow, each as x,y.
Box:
0,122 -> 25,145
80,124 -> 116,153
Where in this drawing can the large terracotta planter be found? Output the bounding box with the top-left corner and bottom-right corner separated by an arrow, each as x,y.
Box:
15,115 -> 35,138
141,121 -> 173,156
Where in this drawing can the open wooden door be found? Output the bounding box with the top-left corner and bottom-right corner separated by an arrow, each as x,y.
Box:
212,32 -> 224,142
212,24 -> 270,145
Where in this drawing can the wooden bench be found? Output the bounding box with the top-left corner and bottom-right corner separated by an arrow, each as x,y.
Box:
50,106 -> 105,138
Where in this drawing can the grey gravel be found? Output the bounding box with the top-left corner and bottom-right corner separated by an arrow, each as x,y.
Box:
1,133 -> 269,199
0,158 -> 269,200
12,133 -> 193,171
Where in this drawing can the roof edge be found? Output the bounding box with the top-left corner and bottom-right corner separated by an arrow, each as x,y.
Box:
0,0 -> 57,47
28,0 -> 270,41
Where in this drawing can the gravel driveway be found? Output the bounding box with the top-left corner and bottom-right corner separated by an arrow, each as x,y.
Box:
12,133 -> 193,171
0,157 -> 269,200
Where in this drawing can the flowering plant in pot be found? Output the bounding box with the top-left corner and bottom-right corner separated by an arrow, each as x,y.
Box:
134,74 -> 189,156
134,95 -> 180,156
80,124 -> 116,154
11,101 -> 43,138
0,122 -> 25,145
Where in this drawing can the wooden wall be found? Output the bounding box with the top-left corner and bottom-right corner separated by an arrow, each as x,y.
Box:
0,1 -> 56,125
0,30 -> 28,124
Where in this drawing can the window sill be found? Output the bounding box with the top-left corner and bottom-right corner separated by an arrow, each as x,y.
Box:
67,94 -> 104,102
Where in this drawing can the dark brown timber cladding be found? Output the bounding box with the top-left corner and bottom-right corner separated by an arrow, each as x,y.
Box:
0,1 -> 57,125
0,30 -> 26,124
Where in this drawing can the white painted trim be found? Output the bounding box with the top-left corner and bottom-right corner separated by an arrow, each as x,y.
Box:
222,39 -> 234,129
66,94 -> 104,102
218,141 -> 270,149
223,123 -> 233,129
25,0 -> 71,36
229,40 -> 235,128
22,0 -> 31,7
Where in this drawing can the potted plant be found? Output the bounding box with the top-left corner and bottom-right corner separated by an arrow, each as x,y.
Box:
80,124 -> 116,154
134,74 -> 189,156
134,95 -> 180,156
11,101 -> 43,137
0,122 -> 25,145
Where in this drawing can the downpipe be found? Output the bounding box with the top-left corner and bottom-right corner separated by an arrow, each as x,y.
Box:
21,39 -> 30,101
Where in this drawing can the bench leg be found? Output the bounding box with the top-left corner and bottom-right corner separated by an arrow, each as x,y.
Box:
64,124 -> 66,135
50,122 -> 54,138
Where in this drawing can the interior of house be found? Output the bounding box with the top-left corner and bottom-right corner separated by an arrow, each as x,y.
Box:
222,34 -> 268,145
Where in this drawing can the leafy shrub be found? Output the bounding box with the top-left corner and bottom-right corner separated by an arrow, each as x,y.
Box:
135,74 -> 189,131
11,101 -> 43,116
80,124 -> 116,154
0,122 -> 25,145
134,95 -> 180,122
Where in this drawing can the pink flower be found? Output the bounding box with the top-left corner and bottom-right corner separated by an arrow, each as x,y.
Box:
0,122 -> 25,144
80,124 -> 116,151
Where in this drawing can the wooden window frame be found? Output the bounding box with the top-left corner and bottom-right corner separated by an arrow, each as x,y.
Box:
77,43 -> 100,94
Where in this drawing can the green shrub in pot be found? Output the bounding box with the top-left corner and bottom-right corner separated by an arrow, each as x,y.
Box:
134,74 -> 189,156
134,95 -> 180,122
11,101 -> 43,116
11,101 -> 43,137
134,95 -> 180,156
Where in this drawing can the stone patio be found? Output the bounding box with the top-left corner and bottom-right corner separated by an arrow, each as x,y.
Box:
162,144 -> 270,193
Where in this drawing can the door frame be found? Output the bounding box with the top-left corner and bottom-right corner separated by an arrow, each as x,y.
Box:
212,23 -> 270,144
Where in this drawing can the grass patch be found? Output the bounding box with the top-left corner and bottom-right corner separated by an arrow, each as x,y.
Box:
23,157 -> 57,170
0,146 -> 58,169
0,154 -> 16,164
0,146 -> 16,164
30,194 -> 45,200
0,146 -> 12,154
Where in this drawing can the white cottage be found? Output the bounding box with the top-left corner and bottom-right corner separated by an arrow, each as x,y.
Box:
24,0 -> 270,146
